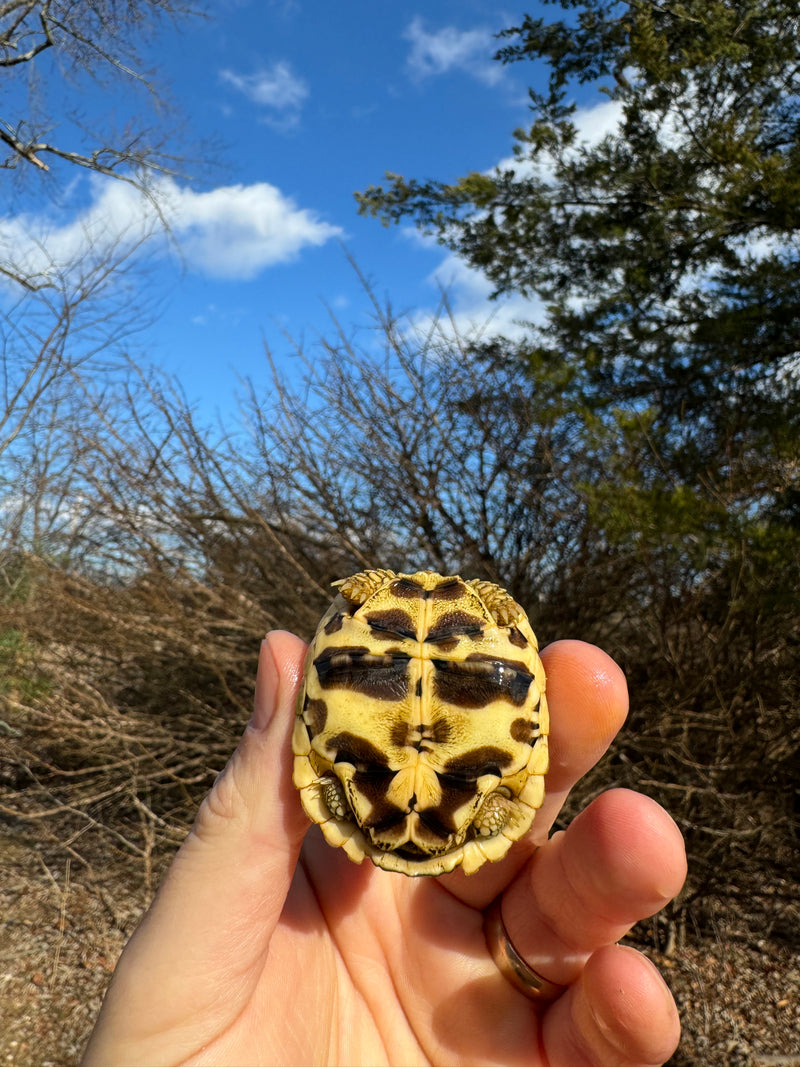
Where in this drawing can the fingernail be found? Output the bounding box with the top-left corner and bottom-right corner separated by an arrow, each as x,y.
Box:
251,636 -> 279,732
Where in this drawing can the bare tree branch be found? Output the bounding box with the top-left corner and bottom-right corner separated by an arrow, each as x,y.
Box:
0,0 -> 200,183
0,122 -> 48,168
0,3 -> 53,67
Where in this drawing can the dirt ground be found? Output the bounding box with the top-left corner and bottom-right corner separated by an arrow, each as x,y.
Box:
1,826 -> 798,1067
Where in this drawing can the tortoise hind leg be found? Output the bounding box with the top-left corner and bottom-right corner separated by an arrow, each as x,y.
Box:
471,788 -> 513,838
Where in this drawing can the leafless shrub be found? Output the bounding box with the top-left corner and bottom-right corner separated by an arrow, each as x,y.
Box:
243,293 -> 592,613
0,289 -> 797,941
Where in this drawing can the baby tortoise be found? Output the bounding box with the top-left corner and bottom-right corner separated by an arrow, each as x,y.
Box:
292,569 -> 548,876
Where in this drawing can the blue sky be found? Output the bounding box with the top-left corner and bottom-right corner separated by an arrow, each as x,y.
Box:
2,1 -> 619,417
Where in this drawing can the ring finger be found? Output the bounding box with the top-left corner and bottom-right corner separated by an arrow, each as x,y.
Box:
499,786 -> 686,987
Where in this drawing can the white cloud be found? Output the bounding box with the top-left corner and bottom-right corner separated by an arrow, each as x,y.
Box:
495,98 -> 626,181
162,180 -> 340,277
219,61 -> 308,128
403,234 -> 545,344
574,97 -> 626,144
398,98 -> 626,341
404,17 -> 502,86
0,176 -> 342,286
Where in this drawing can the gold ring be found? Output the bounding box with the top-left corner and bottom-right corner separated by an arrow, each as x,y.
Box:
484,896 -> 567,1002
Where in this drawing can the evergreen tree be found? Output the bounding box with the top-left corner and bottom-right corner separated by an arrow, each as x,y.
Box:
357,0 -> 800,500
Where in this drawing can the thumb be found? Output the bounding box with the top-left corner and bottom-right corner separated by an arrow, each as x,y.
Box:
178,629 -> 310,925
83,632 -> 308,1065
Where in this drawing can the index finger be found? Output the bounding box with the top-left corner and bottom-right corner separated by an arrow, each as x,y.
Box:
539,638 -> 629,807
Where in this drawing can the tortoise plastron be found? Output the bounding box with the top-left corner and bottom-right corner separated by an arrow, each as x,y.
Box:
292,569 -> 549,876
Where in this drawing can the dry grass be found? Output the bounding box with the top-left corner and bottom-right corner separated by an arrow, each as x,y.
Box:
0,829 -> 148,1067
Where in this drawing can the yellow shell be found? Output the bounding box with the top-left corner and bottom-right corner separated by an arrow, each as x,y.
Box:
292,569 -> 548,876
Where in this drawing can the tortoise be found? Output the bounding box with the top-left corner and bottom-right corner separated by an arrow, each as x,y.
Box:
292,569 -> 549,876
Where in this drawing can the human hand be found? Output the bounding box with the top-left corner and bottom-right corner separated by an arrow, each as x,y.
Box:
82,632 -> 685,1066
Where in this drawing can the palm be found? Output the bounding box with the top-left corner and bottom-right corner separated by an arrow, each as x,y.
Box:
196,834 -> 541,1066
83,633 -> 685,1067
